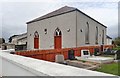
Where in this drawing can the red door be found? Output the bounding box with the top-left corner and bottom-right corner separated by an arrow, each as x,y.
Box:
34,37 -> 39,49
54,36 -> 62,49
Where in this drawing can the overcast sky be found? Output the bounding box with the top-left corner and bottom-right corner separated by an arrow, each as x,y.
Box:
0,0 -> 119,42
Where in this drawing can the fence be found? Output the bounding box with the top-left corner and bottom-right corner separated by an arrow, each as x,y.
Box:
15,45 -> 113,62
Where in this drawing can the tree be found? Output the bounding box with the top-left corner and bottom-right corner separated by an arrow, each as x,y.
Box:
9,37 -> 12,43
114,37 -> 120,46
2,38 -> 5,43
9,35 -> 18,43
0,38 -> 5,44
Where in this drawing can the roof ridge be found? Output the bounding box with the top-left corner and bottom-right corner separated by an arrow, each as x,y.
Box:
26,6 -> 106,28
27,6 -> 76,24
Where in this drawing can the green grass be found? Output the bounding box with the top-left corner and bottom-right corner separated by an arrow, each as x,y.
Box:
95,62 -> 120,76
113,46 -> 120,50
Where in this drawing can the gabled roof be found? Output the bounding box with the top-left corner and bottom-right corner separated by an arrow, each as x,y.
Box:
106,35 -> 112,39
10,33 -> 27,39
27,6 -> 107,28
27,6 -> 76,24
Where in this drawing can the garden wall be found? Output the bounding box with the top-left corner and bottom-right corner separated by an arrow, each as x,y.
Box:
15,45 -> 113,62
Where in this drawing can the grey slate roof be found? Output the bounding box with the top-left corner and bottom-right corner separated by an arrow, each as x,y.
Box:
27,6 -> 76,24
106,35 -> 112,39
26,6 -> 107,28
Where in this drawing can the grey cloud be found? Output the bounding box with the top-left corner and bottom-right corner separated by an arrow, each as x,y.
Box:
60,2 -> 118,9
2,2 -> 65,41
118,1 -> 120,37
2,2 -> 118,41
107,24 -> 118,39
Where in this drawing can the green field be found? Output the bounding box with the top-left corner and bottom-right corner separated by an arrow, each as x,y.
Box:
95,62 -> 120,76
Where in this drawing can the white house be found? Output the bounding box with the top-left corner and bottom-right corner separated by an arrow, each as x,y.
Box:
27,6 -> 107,50
9,33 -> 27,51
106,35 -> 112,45
11,33 -> 27,45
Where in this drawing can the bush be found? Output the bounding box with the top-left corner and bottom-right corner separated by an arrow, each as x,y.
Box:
114,37 -> 120,46
113,46 -> 120,50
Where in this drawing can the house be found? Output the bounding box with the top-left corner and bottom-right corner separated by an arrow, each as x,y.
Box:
2,43 -> 15,50
10,33 -> 27,51
106,35 -> 112,45
26,6 -> 108,50
0,38 -> 15,50
10,33 -> 27,45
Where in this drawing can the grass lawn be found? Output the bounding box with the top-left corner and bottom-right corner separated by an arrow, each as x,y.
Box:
95,62 -> 120,76
94,46 -> 120,75
113,46 -> 120,50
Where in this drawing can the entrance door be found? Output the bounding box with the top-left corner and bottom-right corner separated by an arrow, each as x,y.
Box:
34,37 -> 39,49
54,36 -> 61,49
54,28 -> 62,49
34,31 -> 39,49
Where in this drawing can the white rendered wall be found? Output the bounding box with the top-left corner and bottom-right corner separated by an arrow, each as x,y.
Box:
76,11 -> 107,47
27,10 -> 107,50
107,38 -> 112,45
27,11 -> 76,50
11,38 -> 18,45
11,34 -> 27,45
17,38 -> 27,45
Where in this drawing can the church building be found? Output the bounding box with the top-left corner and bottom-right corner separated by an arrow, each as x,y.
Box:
27,6 -> 107,50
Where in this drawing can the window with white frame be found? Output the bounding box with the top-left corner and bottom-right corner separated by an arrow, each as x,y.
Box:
95,26 -> 98,44
102,30 -> 104,44
85,22 -> 89,44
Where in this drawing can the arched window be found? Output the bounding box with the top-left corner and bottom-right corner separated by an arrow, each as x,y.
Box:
54,27 -> 62,36
95,27 -> 98,44
102,30 -> 104,44
54,28 -> 62,49
34,31 -> 39,38
34,31 -> 39,49
85,22 -> 89,44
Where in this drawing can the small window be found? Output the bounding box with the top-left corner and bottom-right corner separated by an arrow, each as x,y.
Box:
83,51 -> 89,55
80,29 -> 83,32
67,29 -> 70,32
44,29 -> 47,34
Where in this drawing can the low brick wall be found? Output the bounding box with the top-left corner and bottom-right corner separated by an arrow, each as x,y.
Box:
103,45 -> 113,49
15,45 -> 113,62
16,48 -> 78,62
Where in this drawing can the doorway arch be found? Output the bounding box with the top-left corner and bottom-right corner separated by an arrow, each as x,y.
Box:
54,28 -> 62,49
34,31 -> 39,49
